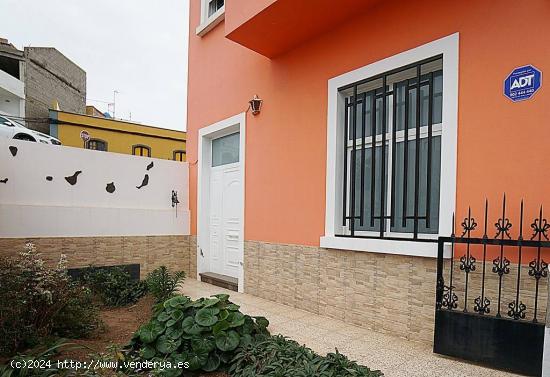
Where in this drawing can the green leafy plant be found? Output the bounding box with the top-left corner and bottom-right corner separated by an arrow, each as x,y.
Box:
145,266 -> 185,303
0,243 -> 101,356
229,334 -> 383,377
0,339 -> 78,377
82,266 -> 147,307
126,294 -> 270,375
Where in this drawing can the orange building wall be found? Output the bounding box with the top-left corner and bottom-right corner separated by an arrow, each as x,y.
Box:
187,0 -> 550,246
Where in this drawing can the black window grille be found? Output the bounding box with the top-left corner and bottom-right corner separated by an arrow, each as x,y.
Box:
86,139 -> 107,151
339,56 -> 443,240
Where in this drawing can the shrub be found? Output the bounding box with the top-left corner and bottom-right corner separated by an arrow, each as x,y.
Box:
230,334 -> 383,377
145,266 -> 185,303
82,266 -> 147,307
126,294 -> 270,375
0,243 -> 101,356
0,339 -> 69,377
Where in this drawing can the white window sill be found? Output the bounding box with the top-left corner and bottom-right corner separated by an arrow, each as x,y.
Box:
320,235 -> 451,258
196,8 -> 225,37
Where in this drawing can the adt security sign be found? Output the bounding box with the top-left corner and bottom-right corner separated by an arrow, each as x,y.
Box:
504,65 -> 542,102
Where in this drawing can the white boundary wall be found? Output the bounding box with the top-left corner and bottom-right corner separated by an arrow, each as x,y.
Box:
0,138 -> 190,237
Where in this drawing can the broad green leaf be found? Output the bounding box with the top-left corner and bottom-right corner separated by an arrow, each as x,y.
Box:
157,312 -> 171,322
202,297 -> 220,307
187,349 -> 209,371
166,319 -> 177,327
202,353 -> 221,372
227,312 -> 245,327
212,320 -> 230,335
215,330 -> 240,351
213,293 -> 230,302
182,316 -> 204,335
239,333 -> 253,347
226,303 -> 240,311
164,295 -> 190,309
142,344 -> 156,359
195,307 -> 220,327
156,335 -> 181,354
254,316 -> 270,329
139,322 -> 164,343
191,337 -> 215,353
171,309 -> 184,321
166,326 -> 184,340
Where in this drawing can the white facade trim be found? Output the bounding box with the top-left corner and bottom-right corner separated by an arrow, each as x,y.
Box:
322,33 -> 459,258
0,69 -> 24,99
197,112 -> 246,292
196,2 -> 225,36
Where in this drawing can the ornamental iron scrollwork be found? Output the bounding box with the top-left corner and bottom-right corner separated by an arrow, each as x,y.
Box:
460,215 -> 478,238
531,217 -> 550,241
492,256 -> 511,276
459,255 -> 476,273
473,296 -> 490,314
494,217 -> 512,239
441,285 -> 458,310
528,259 -> 548,280
508,300 -> 527,320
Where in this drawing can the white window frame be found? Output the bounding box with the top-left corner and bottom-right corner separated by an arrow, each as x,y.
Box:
321,33 -> 459,258
196,0 -> 225,37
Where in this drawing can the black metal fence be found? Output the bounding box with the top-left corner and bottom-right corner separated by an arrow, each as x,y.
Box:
434,196 -> 550,376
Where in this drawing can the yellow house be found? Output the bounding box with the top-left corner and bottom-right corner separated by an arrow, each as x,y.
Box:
49,109 -> 186,161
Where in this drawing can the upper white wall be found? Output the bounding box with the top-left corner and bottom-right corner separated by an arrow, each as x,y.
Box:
0,69 -> 24,99
0,138 -> 190,237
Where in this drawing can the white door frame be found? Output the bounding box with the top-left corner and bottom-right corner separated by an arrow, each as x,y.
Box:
197,112 -> 246,292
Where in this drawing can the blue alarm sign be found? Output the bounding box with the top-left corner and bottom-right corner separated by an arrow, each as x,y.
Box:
504,65 -> 542,102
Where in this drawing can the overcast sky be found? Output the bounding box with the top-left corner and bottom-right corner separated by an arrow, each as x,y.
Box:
1,0 -> 189,131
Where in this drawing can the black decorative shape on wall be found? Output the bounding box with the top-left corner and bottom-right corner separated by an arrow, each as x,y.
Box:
172,190 -> 180,218
0,178 -> 7,184
46,176 -> 53,181
147,161 -> 154,171
136,174 -> 149,189
65,171 -> 82,185
9,146 -> 17,157
106,182 -> 116,193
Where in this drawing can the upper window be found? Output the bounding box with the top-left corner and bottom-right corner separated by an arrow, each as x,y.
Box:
173,150 -> 186,162
86,139 -> 107,151
133,144 -> 151,157
208,0 -> 224,18
212,132 -> 239,167
196,0 -> 225,36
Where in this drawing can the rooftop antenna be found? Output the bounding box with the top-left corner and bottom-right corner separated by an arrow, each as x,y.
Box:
112,90 -> 119,118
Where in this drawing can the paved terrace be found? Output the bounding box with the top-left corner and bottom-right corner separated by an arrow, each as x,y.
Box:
182,279 -> 520,377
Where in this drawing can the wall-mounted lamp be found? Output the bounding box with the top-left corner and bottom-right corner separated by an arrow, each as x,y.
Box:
249,95 -> 263,115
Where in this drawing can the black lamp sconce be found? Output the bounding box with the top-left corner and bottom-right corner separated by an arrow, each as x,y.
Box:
249,95 -> 263,115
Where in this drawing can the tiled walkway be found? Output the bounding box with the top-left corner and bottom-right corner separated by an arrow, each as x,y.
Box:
182,279 -> 520,377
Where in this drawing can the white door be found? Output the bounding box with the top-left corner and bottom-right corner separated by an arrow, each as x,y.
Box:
208,132 -> 242,278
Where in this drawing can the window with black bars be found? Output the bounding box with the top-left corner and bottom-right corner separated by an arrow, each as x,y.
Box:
339,56 -> 443,240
